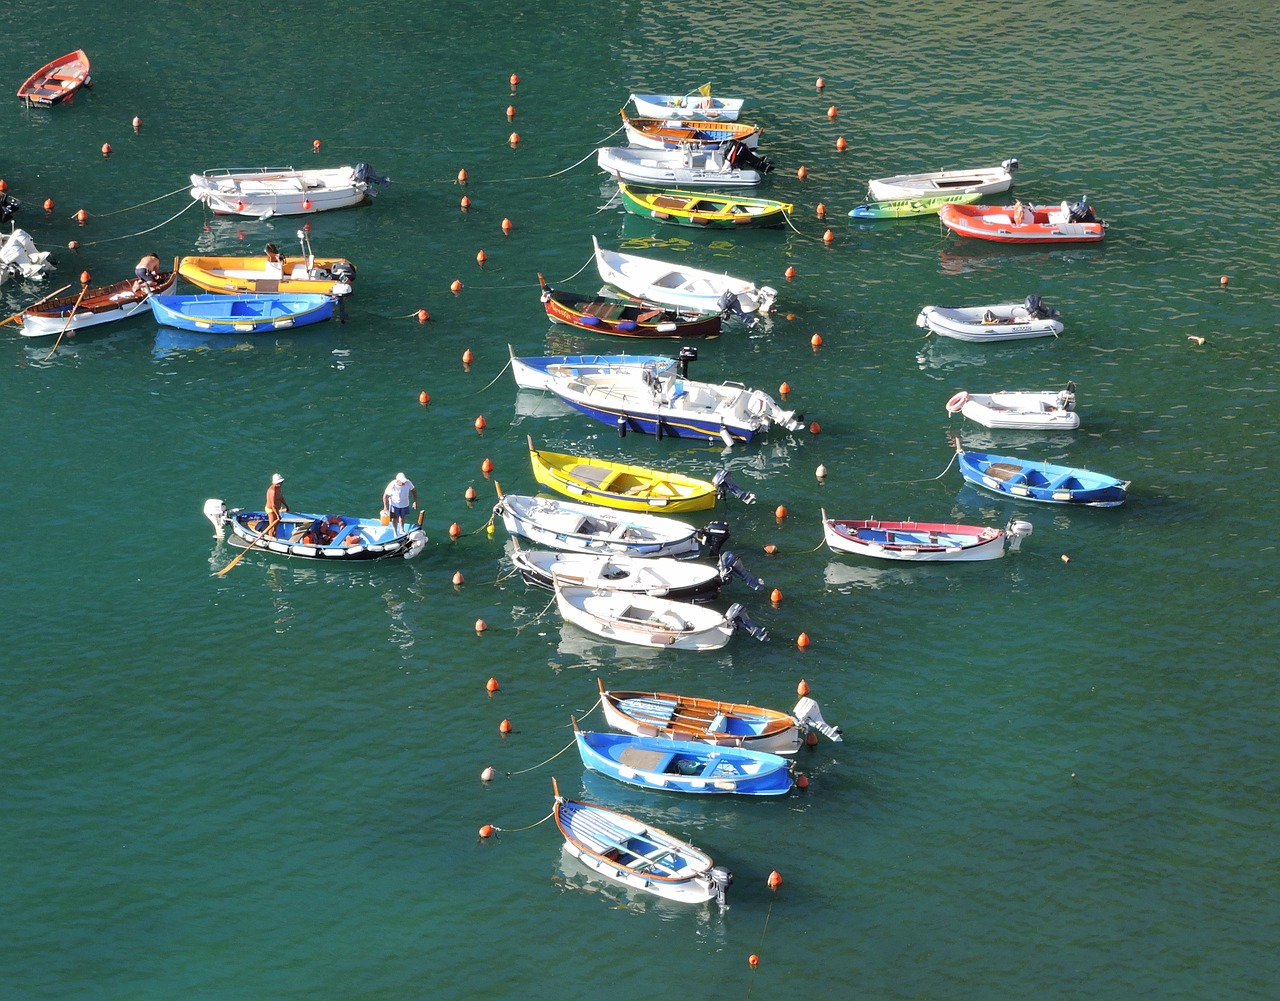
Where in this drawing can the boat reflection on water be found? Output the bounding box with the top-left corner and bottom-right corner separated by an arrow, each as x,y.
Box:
945,427 -> 1079,453
938,242 -> 1106,277
154,328 -> 263,357
916,335 -> 1059,372
823,561 -> 930,593
551,622 -> 682,672
513,390 -> 574,419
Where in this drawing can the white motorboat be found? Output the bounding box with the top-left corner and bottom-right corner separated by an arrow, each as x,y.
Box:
555,583 -> 767,650
596,142 -> 771,188
189,164 -> 388,217
946,384 -> 1080,430
868,158 -> 1018,201
916,295 -> 1063,342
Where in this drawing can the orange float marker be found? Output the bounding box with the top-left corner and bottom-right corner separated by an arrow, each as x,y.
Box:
501,217 -> 513,233
132,116 -> 142,131
418,390 -> 430,406
479,621 -> 492,636
465,485 -> 478,501
451,280 -> 463,293
416,309 -> 430,323
770,588 -> 783,605
101,143 -> 111,157
448,522 -> 461,538
797,679 -> 810,696
67,240 -> 79,251
509,72 -> 520,87
796,165 -> 808,180
479,824 -> 494,838
768,870 -> 783,890
815,77 -> 825,89
836,136 -> 847,151
508,132 -> 520,146
75,209 -> 88,225
79,270 -> 91,285
452,571 -> 465,586
815,202 -> 826,218
784,265 -> 796,280
476,249 -> 487,265
809,421 -> 822,435
460,195 -> 471,210
457,168 -> 468,184
481,457 -> 493,472
823,229 -> 834,244
827,105 -> 838,118
506,105 -> 516,120
43,198 -> 54,212
811,333 -> 823,348
797,632 -> 811,649
779,381 -> 790,396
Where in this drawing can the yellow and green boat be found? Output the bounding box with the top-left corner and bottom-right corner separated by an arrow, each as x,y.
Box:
527,436 -> 718,514
848,191 -> 982,220
617,183 -> 793,229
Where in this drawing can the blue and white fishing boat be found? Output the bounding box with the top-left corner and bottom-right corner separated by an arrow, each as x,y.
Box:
202,500 -> 427,561
540,366 -> 803,445
551,778 -> 733,905
955,439 -> 1129,507
149,292 -> 334,333
573,723 -> 794,795
508,343 -> 678,392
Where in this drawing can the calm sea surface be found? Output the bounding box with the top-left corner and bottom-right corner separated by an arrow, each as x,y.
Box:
4,1 -> 1278,998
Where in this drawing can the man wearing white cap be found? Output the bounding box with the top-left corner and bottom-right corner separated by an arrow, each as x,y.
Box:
266,473 -> 289,537
382,472 -> 418,533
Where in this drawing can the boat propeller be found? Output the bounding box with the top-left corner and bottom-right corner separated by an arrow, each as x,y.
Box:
718,550 -> 765,591
726,602 -> 769,642
712,469 -> 756,505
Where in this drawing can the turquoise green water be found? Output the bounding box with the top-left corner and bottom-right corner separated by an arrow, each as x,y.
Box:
4,1 -> 1278,998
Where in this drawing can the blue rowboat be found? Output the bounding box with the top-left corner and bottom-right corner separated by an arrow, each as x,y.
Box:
149,292 -> 334,333
573,723 -> 794,795
955,441 -> 1128,507
202,500 -> 427,562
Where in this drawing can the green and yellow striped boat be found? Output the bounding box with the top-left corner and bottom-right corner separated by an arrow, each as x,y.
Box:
848,191 -> 983,220
618,183 -> 792,229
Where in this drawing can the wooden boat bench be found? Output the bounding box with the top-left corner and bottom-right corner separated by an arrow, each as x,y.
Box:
984,462 -> 1025,482
618,746 -> 674,772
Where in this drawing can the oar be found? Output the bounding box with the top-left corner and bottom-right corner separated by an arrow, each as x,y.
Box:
487,480 -> 503,533
213,512 -> 279,577
42,283 -> 90,360
0,283 -> 73,328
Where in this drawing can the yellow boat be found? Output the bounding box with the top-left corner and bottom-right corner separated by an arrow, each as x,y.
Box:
617,183 -> 793,229
178,232 -> 356,296
527,436 -> 718,514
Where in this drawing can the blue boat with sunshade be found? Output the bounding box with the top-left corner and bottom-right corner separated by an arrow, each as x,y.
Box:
955,439 -> 1128,507
149,292 -> 334,333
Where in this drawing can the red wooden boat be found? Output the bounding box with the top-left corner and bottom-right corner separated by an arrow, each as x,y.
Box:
17,50 -> 92,106
539,274 -> 720,339
939,197 -> 1106,244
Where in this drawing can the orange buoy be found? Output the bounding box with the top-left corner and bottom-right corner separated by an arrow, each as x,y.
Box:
43,198 -> 54,212
460,195 -> 471,210
416,309 -> 430,323
763,544 -> 778,555
101,142 -> 111,157
796,165 -> 808,180
478,824 -> 494,839
815,464 -> 827,480
797,679 -> 810,696
815,202 -> 826,218
797,773 -> 809,789
797,632 -> 811,649
508,132 -> 520,146
448,522 -> 461,538
75,209 -> 88,225
811,333 -> 823,348
418,390 -> 430,405
67,240 -> 79,250
132,116 -> 141,131
452,571 -> 465,586
479,620 -> 492,636
775,505 -> 788,519
457,168 -> 468,184
509,72 -> 520,87
475,417 -> 487,433
481,766 -> 496,782
451,279 -> 463,293
236,200 -> 245,212
835,136 -> 847,151
506,105 -> 516,119
79,270 -> 91,285
476,249 -> 487,265
465,485 -> 478,501
302,198 -> 312,211
498,718 -> 512,733
312,139 -> 322,152
779,381 -> 790,396
481,456 -> 493,472
486,677 -> 500,693
770,588 -> 783,604
0,179 -> 6,192
822,229 -> 834,244
809,421 -> 822,435
767,870 -> 783,890
784,265 -> 796,280
806,731 -> 819,746
815,77 -> 825,89
501,217 -> 513,233
1219,275 -> 1229,286
749,955 -> 759,968
827,105 -> 838,119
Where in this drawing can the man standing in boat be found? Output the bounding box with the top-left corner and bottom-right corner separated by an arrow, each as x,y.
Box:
132,252 -> 162,293
382,472 -> 418,534
266,473 -> 289,537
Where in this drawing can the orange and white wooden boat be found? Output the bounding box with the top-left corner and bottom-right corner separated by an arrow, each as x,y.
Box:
17,50 -> 92,106
939,197 -> 1107,244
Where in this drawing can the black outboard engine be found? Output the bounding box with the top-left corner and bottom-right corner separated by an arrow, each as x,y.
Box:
329,261 -> 357,284
697,520 -> 731,558
712,469 -> 757,505
718,550 -> 765,591
354,163 -> 391,193
709,865 -> 734,909
1024,294 -> 1057,320
726,603 -> 769,642
723,140 -> 774,174
1068,195 -> 1095,223
677,345 -> 698,376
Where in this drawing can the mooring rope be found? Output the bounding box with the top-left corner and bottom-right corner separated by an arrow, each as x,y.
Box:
505,738 -> 576,776
72,185 -> 188,220
493,808 -> 555,834
77,197 -> 201,247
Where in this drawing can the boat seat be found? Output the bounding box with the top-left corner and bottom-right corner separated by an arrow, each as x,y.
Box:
984,462 -> 1025,482
618,747 -> 671,771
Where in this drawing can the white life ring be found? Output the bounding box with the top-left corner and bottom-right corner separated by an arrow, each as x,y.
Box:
946,391 -> 970,413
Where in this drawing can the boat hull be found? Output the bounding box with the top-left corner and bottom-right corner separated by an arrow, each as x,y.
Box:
538,277 -> 721,339
528,439 -> 719,514
510,548 -> 724,601
556,585 -> 734,650
19,272 -> 178,336
149,293 -> 334,333
575,729 -> 793,795
17,50 -> 91,106
593,236 -> 774,318
822,514 -> 1007,562
630,92 -> 743,121
951,390 -> 1080,430
916,302 -> 1064,342
939,202 -> 1107,243
178,255 -> 355,297
621,112 -> 760,149
189,166 -> 377,217
848,192 -> 982,219
598,147 -> 761,187
868,160 -> 1017,201
957,448 -> 1128,506
618,184 -> 791,229
509,345 -> 677,391
206,503 -> 426,561
494,494 -> 705,558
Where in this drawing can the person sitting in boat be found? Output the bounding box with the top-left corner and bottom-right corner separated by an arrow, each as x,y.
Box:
132,252 -> 162,293
264,243 -> 284,275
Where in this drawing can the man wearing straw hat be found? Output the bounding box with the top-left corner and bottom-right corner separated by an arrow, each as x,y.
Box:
382,472 -> 418,534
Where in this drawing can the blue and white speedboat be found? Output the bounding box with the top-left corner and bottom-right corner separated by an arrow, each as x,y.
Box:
149,292 -> 334,333
573,724 -> 793,795
955,440 -> 1128,507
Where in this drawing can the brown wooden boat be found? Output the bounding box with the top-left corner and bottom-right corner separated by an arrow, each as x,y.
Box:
18,50 -> 92,107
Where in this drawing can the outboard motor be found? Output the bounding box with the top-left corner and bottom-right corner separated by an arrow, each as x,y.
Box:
203,498 -> 229,537
1057,381 -> 1077,411
718,550 -> 765,591
726,603 -> 769,642
353,162 -> 390,194
724,140 -> 774,174
0,192 -> 21,226
793,695 -> 843,742
1068,195 -> 1095,223
717,288 -> 742,321
709,866 -> 734,910
1005,517 -> 1034,552
1002,157 -> 1020,175
696,520 -> 731,558
1024,294 -> 1057,320
329,260 -> 357,285
677,344 -> 698,376
712,469 -> 757,505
